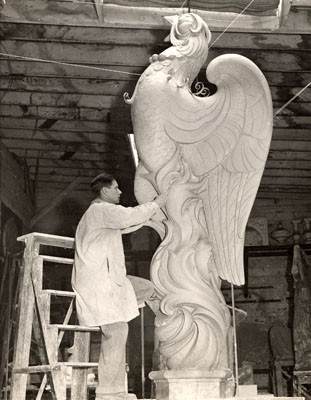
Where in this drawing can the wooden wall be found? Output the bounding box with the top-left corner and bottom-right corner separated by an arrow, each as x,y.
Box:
0,1 -> 310,239
0,143 -> 34,230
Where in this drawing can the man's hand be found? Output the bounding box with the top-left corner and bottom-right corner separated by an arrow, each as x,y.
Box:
154,192 -> 167,208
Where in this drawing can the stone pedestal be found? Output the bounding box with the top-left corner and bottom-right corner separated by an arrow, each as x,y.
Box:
149,369 -> 233,400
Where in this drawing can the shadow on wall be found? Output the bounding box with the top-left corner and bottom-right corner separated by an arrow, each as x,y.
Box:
34,194 -> 92,237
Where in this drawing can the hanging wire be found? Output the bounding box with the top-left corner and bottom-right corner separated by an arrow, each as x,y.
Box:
274,81 -> 311,116
0,52 -> 141,77
209,0 -> 257,48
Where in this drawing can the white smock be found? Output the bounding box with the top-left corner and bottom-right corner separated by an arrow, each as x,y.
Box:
72,199 -> 159,326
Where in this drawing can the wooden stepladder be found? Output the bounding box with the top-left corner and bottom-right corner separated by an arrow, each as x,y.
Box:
10,232 -> 100,400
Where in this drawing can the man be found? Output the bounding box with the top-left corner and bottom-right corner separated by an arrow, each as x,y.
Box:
72,173 -> 166,400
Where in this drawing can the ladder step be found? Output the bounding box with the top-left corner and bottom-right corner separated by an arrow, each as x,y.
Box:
42,289 -> 75,297
41,255 -> 74,264
14,362 -> 98,374
65,362 -> 98,368
52,324 -> 100,332
14,364 -> 62,373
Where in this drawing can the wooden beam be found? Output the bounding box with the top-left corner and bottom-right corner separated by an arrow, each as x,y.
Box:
2,21 -> 310,51
270,140 -> 311,152
25,157 -> 127,171
261,176 -> 311,186
30,176 -> 82,228
272,129 -> 311,141
0,104 -> 131,123
35,172 -> 134,185
0,128 -> 127,147
28,165 -> 132,177
102,0 -> 281,15
0,138 -> 131,155
10,149 -> 132,162
268,150 -> 311,161
273,116 -> 311,129
263,168 -> 311,178
0,0 -> 282,30
259,185 -> 311,194
266,159 -> 311,170
2,40 -> 310,72
0,91 -> 134,109
0,117 -> 133,134
0,86 -> 310,108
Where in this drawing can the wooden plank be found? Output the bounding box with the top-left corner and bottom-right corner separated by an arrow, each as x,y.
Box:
17,232 -> 75,248
33,171 -> 133,184
251,205 -> 311,218
0,104 -> 131,123
263,168 -> 311,178
0,59 -> 142,80
10,236 -> 38,400
1,61 -> 310,93
24,157 -> 127,170
34,175 -> 135,188
273,103 -> 311,116
52,324 -> 99,332
32,170 -> 134,183
0,40 -> 166,67
71,331 -> 91,400
272,129 -> 311,141
266,159 -> 311,170
268,150 -> 311,161
0,117 -> 133,134
28,166 -> 134,180
2,21 -> 311,51
13,364 -> 62,374
42,289 -> 75,297
2,116 -> 310,134
261,176 -> 311,186
10,149 -> 132,162
259,184 -> 311,194
271,88 -> 311,103
93,0 -> 281,15
270,140 -> 311,152
0,128 -> 127,147
1,0 -> 311,32
2,40 -> 311,72
256,190 -> 311,200
0,21 -> 169,45
265,72 -> 311,87
254,197 -> 311,208
0,91 -> 133,108
27,163 -> 311,181
0,76 -> 137,96
0,0 -> 283,31
1,138 -> 131,155
40,255 -> 74,264
273,116 -> 311,129
1,86 -> 310,107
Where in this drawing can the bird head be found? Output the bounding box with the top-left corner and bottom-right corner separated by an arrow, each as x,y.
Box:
164,13 -> 211,54
163,13 -> 211,85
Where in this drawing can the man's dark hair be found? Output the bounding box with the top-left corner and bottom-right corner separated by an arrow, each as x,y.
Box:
91,173 -> 115,196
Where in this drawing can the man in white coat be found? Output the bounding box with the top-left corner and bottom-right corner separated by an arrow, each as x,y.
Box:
72,173 -> 166,400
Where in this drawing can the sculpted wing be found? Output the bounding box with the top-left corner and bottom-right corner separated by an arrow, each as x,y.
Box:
164,54 -> 273,285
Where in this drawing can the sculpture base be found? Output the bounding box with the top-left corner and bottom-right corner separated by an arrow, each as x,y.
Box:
149,369 -> 233,400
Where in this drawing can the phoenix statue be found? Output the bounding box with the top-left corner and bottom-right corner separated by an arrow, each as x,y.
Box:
125,13 -> 273,371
